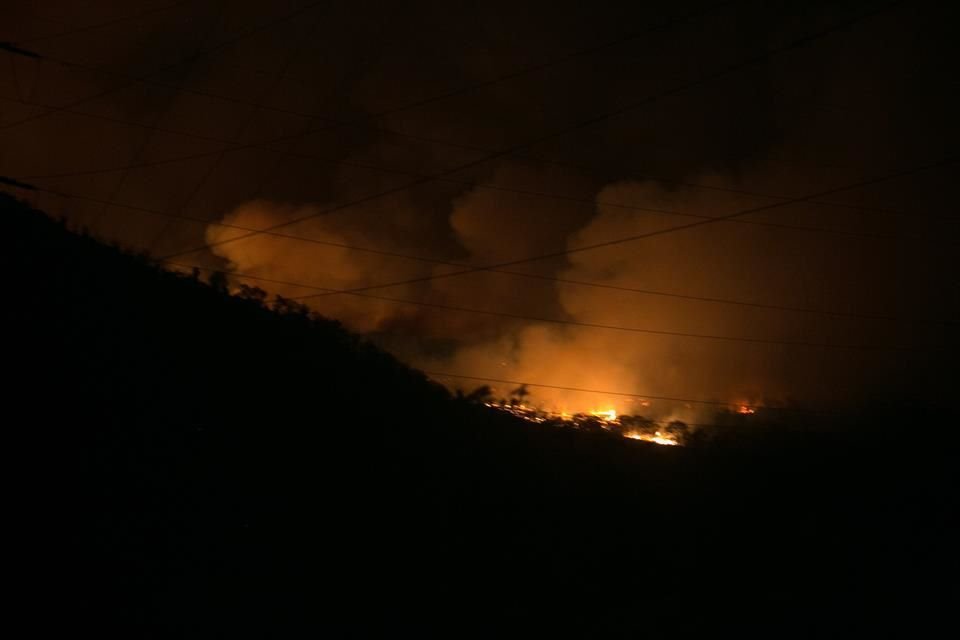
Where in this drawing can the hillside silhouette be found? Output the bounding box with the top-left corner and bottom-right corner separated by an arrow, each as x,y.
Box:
4,192 -> 955,637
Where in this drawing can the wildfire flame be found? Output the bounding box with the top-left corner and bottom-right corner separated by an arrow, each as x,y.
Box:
590,408 -> 617,421
623,431 -> 679,446
484,402 -> 681,446
736,405 -> 756,415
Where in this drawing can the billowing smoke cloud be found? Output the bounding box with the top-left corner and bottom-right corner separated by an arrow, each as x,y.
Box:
206,198 -> 425,334
204,160 -> 952,421
6,1 -> 955,420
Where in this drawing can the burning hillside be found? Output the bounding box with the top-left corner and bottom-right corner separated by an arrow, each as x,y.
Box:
482,401 -> 687,446
470,382 -> 767,446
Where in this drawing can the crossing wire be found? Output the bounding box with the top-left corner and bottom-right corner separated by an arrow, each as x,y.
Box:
0,0 -> 330,131
157,0 -> 908,264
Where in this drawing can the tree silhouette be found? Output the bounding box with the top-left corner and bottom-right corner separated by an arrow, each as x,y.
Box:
208,269 -> 229,293
465,385 -> 494,404
510,383 -> 530,407
237,283 -> 267,304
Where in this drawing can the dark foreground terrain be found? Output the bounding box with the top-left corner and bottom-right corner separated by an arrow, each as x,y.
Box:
5,193 -> 956,637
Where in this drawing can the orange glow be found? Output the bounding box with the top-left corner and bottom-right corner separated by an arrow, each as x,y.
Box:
736,404 -> 756,415
623,431 -> 679,446
590,408 -> 617,421
484,401 -> 681,446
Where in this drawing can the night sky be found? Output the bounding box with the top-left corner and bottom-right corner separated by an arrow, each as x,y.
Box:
3,0 -> 958,419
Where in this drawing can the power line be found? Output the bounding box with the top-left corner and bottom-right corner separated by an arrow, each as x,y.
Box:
508,144 -> 958,223
148,4 -> 332,253
158,0 -> 907,263
4,1 -> 729,138
0,0 -> 329,132
0,42 -> 41,59
217,2 -> 410,250
6,2 -> 744,254
7,56 -> 24,102
9,1 -> 944,330
160,262 -> 937,353
1,7 -> 944,428
10,0 -> 196,46
290,158 -> 955,303
2,189 -> 940,404
422,370 -> 805,412
11,25 -> 953,226
18,2 -> 859,269
100,1 -> 229,244
10,92 -> 954,228
17,181 -> 954,326
9,34 -> 889,181
427,371 -> 872,434
426,371 -> 949,428
0,175 -> 36,190
14,161 -> 954,331
8,1 -> 739,245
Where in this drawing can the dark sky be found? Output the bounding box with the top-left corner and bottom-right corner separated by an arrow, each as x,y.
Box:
2,0 -> 958,418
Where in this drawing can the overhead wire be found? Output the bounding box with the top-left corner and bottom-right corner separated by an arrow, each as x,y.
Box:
287,157 -> 955,301
0,0 -> 330,131
99,1 -> 229,237
5,0 -> 951,329
156,259 -> 942,353
145,2 -> 332,253
8,5 -> 950,226
155,0 -> 909,264
15,179 -> 956,326
9,92 -> 955,227
10,0 -> 196,46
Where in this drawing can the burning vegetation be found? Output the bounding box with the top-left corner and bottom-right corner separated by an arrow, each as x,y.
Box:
469,384 -> 696,446
482,399 -> 688,445
464,384 -> 771,446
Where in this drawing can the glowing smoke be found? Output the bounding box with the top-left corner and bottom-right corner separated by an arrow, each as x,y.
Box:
200,162 -> 939,421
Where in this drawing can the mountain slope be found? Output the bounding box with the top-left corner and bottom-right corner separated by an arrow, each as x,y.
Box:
4,193 -> 955,637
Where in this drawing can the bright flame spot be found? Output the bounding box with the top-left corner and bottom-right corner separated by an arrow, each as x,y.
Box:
590,408 -> 617,421
623,431 -> 679,446
736,405 -> 756,415
482,402 -> 681,446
